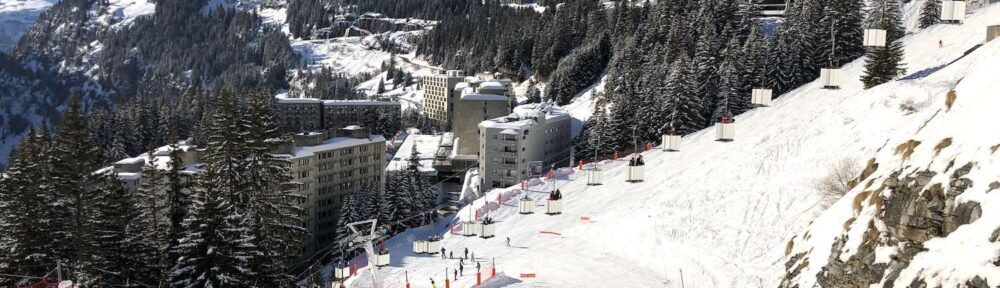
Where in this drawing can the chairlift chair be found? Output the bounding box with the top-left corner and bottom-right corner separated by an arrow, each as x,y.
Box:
373,251 -> 391,267
715,117 -> 735,142
479,222 -> 496,238
518,197 -> 534,214
626,164 -> 644,183
426,239 -> 441,254
546,199 -> 563,215
461,221 -> 478,237
662,134 -> 681,151
863,29 -> 888,48
819,68 -> 844,89
412,240 -> 427,254
751,88 -> 773,107
941,1 -> 967,23
586,167 -> 603,185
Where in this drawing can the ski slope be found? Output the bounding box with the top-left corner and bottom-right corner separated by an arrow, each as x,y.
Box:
341,4 -> 1000,287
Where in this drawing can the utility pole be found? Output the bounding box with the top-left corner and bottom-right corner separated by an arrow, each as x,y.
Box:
56,261 -> 62,282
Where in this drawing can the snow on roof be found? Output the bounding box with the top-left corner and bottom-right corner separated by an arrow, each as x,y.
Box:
387,133 -> 442,173
115,157 -> 146,165
292,135 -> 387,157
479,101 -> 569,130
499,129 -> 518,135
460,93 -> 508,101
479,81 -> 506,90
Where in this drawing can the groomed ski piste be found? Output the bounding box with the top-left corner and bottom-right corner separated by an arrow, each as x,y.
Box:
339,4 -> 1000,287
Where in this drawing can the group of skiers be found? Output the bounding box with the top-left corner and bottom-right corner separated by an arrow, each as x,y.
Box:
628,155 -> 645,166
481,217 -> 494,225
548,189 -> 563,200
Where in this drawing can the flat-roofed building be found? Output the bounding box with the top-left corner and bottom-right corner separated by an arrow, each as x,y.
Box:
452,80 -> 514,156
478,102 -> 571,189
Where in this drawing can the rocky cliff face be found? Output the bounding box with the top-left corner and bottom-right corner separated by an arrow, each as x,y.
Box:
780,38 -> 1000,288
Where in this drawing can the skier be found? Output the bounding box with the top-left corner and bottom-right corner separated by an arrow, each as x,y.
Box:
939,39 -> 943,47
506,237 -> 510,247
477,262 -> 481,273
430,279 -> 437,288
471,251 -> 475,261
637,155 -> 644,166
441,247 -> 446,259
450,251 -> 454,259
628,157 -> 636,166
454,269 -> 458,280
464,248 -> 469,259
459,264 -> 464,276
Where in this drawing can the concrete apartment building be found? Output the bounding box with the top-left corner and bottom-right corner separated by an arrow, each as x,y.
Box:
421,70 -> 466,129
271,126 -> 386,255
275,97 -> 401,133
452,80 -> 513,156
101,127 -> 386,259
478,102 -> 572,189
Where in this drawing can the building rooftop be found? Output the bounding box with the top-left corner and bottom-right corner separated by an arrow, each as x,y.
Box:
287,134 -> 387,158
275,93 -> 399,106
480,101 -> 569,130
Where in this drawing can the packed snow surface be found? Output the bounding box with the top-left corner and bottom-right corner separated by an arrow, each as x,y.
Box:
340,4 -> 1000,288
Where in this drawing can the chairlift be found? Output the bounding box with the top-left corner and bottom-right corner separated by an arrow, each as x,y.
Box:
863,29 -> 888,48
819,68 -> 843,89
479,221 -> 496,238
518,197 -> 534,214
941,1 -> 967,23
373,251 -> 391,267
715,116 -> 735,142
461,221 -> 478,237
626,160 -> 644,183
586,167 -> 603,185
412,240 -> 427,254
662,134 -> 681,151
751,88 -> 773,107
334,265 -> 350,279
546,199 -> 563,215
426,238 -> 441,254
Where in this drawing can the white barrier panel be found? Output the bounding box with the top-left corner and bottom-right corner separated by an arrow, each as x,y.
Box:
519,198 -> 534,214
626,165 -> 644,183
479,223 -> 496,238
819,68 -> 843,89
426,240 -> 441,254
546,199 -> 563,215
412,240 -> 427,254
662,134 -> 681,151
462,221 -> 478,236
715,122 -> 735,141
334,267 -> 350,279
863,29 -> 887,47
374,253 -> 390,267
941,1 -> 967,21
586,169 -> 602,185
751,88 -> 773,107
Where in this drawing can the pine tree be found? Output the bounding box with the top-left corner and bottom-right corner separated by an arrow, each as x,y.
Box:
919,0 -> 942,28
241,89 -> 306,287
861,0 -> 907,88
714,39 -> 746,120
662,54 -> 705,135
168,175 -> 257,288
0,129 -> 56,286
136,149 -> 169,283
48,95 -> 105,283
90,173 -> 158,287
164,134 -> 190,265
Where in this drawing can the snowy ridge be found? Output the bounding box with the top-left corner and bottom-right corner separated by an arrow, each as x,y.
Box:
339,3 -> 1000,288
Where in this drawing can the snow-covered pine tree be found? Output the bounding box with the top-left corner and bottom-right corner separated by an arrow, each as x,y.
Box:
861,0 -> 907,88
168,174 -> 257,288
164,136 -> 190,275
662,54 -> 705,135
0,129 -> 55,286
714,39 -> 747,119
136,149 -> 169,282
90,173 -> 158,287
202,90 -> 246,203
241,89 -> 306,287
919,0 -> 942,28
48,95 -> 106,283
809,0 -> 865,68
693,18 -> 722,123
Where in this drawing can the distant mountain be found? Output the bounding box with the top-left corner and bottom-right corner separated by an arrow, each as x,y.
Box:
0,0 -> 55,53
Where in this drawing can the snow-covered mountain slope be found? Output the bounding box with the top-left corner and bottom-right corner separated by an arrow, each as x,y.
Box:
780,27 -> 1000,288
339,4 -> 1000,287
0,0 -> 54,53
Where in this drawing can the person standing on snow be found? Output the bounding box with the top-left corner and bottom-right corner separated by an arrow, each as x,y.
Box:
441,247 -> 446,259
476,262 -> 481,273
506,237 -> 510,247
459,264 -> 464,276
430,279 -> 437,288
464,248 -> 468,259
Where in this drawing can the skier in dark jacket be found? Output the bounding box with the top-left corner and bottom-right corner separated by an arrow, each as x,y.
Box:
464,248 -> 469,259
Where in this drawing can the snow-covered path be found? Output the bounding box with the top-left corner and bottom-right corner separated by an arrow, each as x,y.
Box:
343,4 -> 1000,288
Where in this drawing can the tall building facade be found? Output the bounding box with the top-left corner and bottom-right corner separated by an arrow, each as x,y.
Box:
421,70 -> 466,129
276,97 -> 401,133
478,102 -> 572,189
452,80 -> 513,156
